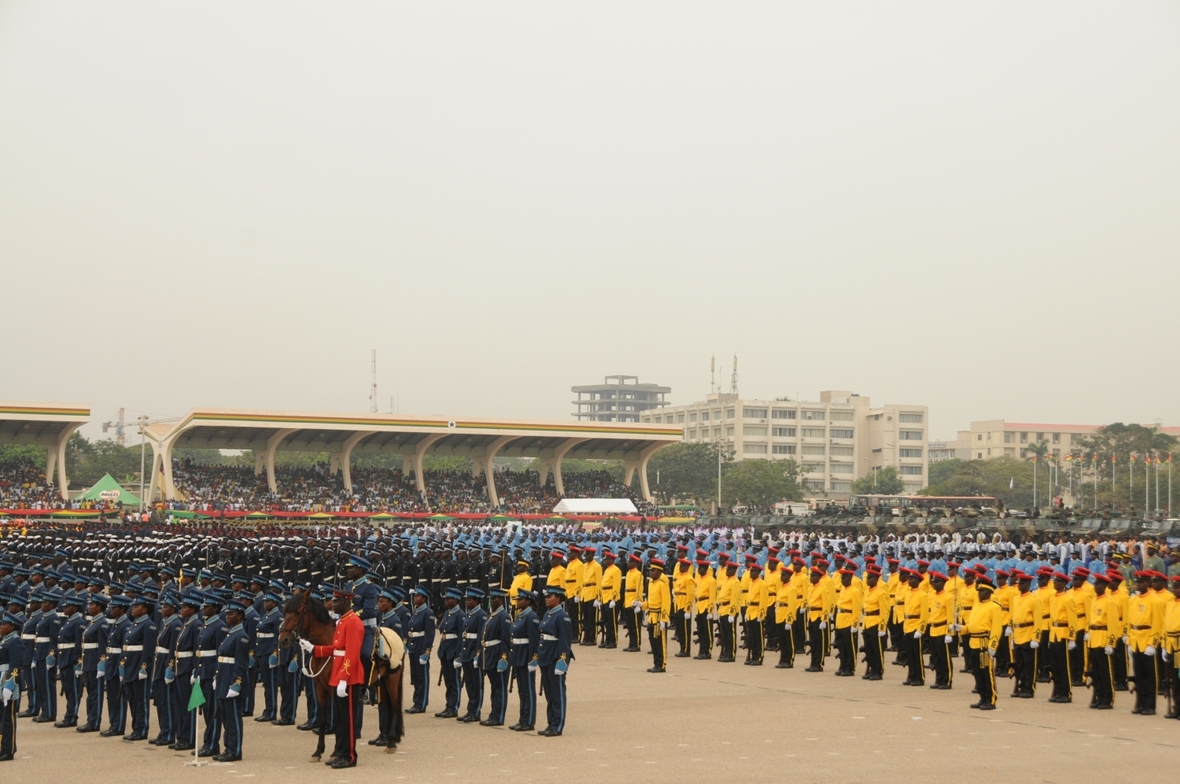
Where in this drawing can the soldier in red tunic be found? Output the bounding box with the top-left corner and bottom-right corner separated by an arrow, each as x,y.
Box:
300,585 -> 364,768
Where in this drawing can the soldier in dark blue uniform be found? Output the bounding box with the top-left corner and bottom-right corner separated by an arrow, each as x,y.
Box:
435,586 -> 464,719
236,589 -> 260,717
370,587 -> 405,747
17,591 -> 41,720
197,592 -> 228,757
458,587 -> 488,723
120,594 -> 158,741
170,592 -> 202,750
77,593 -> 109,733
479,587 -> 512,727
213,598 -> 250,762
537,585 -> 574,737
150,593 -> 182,745
347,553 -> 379,730
508,589 -> 540,732
99,594 -> 131,736
404,586 -> 434,714
2,610 -> 29,761
54,591 -> 85,727
276,584 -> 304,727
32,590 -> 62,723
252,589 -> 282,723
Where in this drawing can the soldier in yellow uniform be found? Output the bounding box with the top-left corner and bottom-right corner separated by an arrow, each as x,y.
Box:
789,558 -> 809,657
966,576 -> 1003,710
774,563 -> 801,669
957,567 -> 979,675
546,550 -> 567,590
577,547 -> 602,646
598,552 -> 622,649
944,561 -> 965,661
1009,570 -> 1041,698
861,566 -> 888,680
833,568 -> 863,677
1127,571 -> 1164,715
885,558 -> 904,658
508,561 -> 533,605
672,559 -> 696,658
1107,569 -> 1131,691
1046,572 -> 1076,703
992,570 -> 1017,678
1164,575 -> 1180,718
1085,572 -> 1117,710
890,561 -> 911,667
717,561 -> 741,663
763,556 -> 785,653
804,567 -> 833,672
564,548 -> 584,642
902,569 -> 929,686
1034,568 -> 1056,684
622,554 -> 644,652
693,559 -> 717,660
927,572 -> 954,689
641,560 -> 671,673
1066,567 -> 1093,687
743,563 -> 769,666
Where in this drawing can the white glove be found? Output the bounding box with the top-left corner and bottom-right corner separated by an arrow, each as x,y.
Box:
878,630 -> 887,637
1163,651 -> 1171,662
593,600 -> 601,608
609,601 -> 616,609
659,621 -> 668,631
709,612 -> 718,621
1144,645 -> 1156,657
298,639 -> 314,653
1030,641 -> 1039,649
1004,627 -> 1012,637
818,621 -> 827,630
453,659 -> 462,669
631,602 -> 641,612
1068,641 -> 1076,651
336,681 -> 347,698
1083,632 -> 1090,642
573,597 -> 581,604
189,673 -> 196,685
226,687 -> 239,699
943,635 -> 952,643
913,631 -> 922,639
1104,646 -> 1114,655
1122,636 -> 1129,645
1,692 -> 8,706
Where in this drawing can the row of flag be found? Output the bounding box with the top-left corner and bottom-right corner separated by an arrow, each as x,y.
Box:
1049,452 -> 1174,464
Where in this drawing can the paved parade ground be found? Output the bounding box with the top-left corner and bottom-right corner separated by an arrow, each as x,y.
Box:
11,644 -> 1179,783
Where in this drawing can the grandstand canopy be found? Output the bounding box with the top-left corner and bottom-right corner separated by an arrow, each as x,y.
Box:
0,401 -> 90,499
145,408 -> 682,505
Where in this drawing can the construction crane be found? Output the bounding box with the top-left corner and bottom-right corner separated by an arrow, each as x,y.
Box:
101,408 -> 127,446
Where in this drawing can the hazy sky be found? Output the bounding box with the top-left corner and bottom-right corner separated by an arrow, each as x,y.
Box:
2,2 -> 1178,441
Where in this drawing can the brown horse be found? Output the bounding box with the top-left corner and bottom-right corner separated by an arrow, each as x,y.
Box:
279,592 -> 407,759
278,591 -> 336,762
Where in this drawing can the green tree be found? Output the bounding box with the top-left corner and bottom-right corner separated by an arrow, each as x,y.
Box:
850,465 -> 905,495
1072,424 -> 1177,513
721,458 -> 804,509
646,442 -> 732,504
919,457 -> 1034,508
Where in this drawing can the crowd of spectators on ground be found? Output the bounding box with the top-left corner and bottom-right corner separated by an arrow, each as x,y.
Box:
0,457 -> 60,508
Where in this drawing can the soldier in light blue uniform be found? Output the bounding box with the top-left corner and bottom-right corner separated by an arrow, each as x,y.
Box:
404,586 -> 435,714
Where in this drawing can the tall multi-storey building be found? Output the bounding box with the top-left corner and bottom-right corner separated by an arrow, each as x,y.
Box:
640,390 -> 929,497
937,420 -> 1180,462
572,375 -> 670,423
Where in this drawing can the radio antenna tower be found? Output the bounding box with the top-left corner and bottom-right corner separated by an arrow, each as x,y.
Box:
710,354 -> 716,393
369,350 -> 378,413
730,355 -> 738,395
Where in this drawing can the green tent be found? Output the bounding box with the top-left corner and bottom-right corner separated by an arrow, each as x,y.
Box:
79,474 -> 141,506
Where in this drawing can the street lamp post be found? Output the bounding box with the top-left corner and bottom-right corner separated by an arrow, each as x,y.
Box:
137,415 -> 149,513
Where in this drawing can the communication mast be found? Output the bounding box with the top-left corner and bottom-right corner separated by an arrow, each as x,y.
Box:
730,355 -> 739,395
710,354 -> 716,393
369,350 -> 378,414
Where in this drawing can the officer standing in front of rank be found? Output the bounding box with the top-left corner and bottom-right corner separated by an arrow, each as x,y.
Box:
32,590 -> 61,724
54,591 -> 85,728
536,585 -> 573,737
253,589 -> 282,723
435,586 -> 464,719
100,594 -> 131,737
170,592 -> 202,750
458,587 -> 487,723
77,593 -> 109,733
150,594 -> 181,746
508,589 -> 540,732
120,594 -> 158,741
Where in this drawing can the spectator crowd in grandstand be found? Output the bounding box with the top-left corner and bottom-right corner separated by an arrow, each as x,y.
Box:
0,457 -> 60,508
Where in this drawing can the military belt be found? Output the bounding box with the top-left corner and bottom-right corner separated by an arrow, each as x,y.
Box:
483,640 -> 501,647
363,619 -> 377,627
1088,625 -> 1107,630
35,636 -> 51,643
1131,625 -> 1152,630
865,611 -> 880,616
1052,623 -> 1069,628
197,651 -> 216,657
82,643 -> 99,650
332,650 -> 345,657
442,634 -> 459,640
541,634 -> 558,641
256,632 -> 275,638
217,656 -> 236,664
1014,622 -> 1035,628
511,638 -> 529,645
408,632 -> 426,638
57,643 -> 75,649
21,634 -> 35,641
463,633 -> 479,639
106,647 -> 123,654
123,645 -> 144,652
175,652 -> 194,658
906,614 -> 921,619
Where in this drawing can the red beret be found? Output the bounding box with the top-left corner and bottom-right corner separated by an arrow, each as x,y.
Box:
1092,573 -> 1111,584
